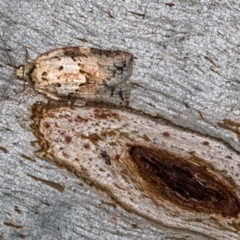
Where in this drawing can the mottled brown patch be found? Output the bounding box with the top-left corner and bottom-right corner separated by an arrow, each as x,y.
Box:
142,134 -> 150,141
83,143 -> 90,149
106,11 -> 115,18
14,206 -> 22,214
43,122 -> 50,128
64,47 -> 82,57
0,146 -> 8,153
74,115 -> 88,123
87,133 -> 102,145
165,3 -> 175,7
4,221 -> 23,229
90,48 -> 107,56
198,111 -> 204,119
131,223 -> 138,228
204,56 -> 217,66
60,72 -> 84,81
128,11 -> 145,18
184,102 -> 190,108
202,141 -> 209,146
78,63 -> 84,68
76,38 -> 88,43
218,119 -> 240,140
162,131 -> 170,137
79,69 -> 87,74
65,136 -> 72,143
129,145 -> 240,217
93,108 -> 121,120
46,113 -> 56,118
20,154 -> 35,162
27,174 -> 65,192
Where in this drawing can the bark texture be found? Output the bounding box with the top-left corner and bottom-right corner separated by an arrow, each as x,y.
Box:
0,1 -> 240,239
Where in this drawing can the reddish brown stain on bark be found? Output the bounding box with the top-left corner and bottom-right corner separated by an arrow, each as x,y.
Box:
65,136 -> 72,143
162,131 -> 170,137
93,108 -> 121,120
4,221 -> 23,229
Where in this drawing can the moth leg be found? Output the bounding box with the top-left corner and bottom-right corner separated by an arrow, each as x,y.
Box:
36,89 -> 61,101
44,93 -> 61,101
54,41 -> 59,49
72,99 -> 87,107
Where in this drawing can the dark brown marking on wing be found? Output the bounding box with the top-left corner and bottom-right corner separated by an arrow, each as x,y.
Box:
64,47 -> 87,58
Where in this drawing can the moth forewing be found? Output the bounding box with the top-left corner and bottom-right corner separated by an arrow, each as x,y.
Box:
15,47 -> 133,106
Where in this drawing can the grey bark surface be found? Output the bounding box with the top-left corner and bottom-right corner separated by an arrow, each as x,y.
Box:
0,1 -> 240,239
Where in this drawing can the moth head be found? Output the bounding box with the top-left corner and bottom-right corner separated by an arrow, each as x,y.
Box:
15,63 -> 35,86
15,65 -> 25,79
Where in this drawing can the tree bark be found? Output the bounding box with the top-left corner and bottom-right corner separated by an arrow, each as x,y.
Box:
0,1 -> 240,239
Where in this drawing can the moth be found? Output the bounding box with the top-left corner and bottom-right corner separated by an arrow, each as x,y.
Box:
15,47 -> 133,106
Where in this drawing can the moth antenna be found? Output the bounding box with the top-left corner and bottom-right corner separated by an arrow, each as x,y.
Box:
0,35 -> 28,103
54,41 -> 59,49
22,45 -> 31,63
0,34 -> 16,102
0,34 -> 15,67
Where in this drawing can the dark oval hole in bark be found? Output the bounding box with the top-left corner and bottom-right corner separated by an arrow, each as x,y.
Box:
129,146 -> 240,217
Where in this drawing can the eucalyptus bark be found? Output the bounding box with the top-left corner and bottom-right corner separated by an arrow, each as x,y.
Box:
0,1 -> 240,239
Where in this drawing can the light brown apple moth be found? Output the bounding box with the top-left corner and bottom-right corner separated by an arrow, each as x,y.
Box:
16,47 -> 133,106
